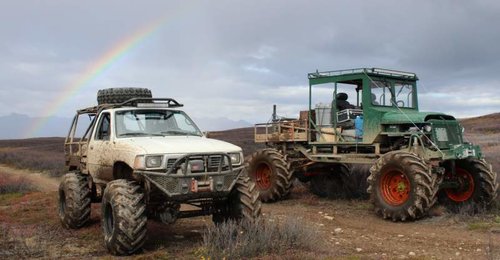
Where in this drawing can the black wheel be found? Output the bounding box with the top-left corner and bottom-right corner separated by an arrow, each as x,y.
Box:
309,164 -> 353,199
247,149 -> 293,202
101,180 -> 147,256
213,176 -> 262,224
58,172 -> 91,229
97,88 -> 152,105
439,158 -> 498,211
368,152 -> 434,221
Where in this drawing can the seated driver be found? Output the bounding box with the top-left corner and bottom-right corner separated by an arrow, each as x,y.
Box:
336,93 -> 355,110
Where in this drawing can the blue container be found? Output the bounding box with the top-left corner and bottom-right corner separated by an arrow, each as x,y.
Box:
355,115 -> 363,138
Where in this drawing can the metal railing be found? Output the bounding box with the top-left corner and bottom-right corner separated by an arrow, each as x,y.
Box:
308,68 -> 417,79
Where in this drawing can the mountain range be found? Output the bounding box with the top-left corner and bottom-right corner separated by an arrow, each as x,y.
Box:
0,113 -> 252,139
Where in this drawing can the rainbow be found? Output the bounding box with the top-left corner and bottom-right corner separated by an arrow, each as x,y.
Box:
24,14 -> 171,138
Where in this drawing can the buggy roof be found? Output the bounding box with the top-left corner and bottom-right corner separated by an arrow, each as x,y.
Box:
308,68 -> 418,85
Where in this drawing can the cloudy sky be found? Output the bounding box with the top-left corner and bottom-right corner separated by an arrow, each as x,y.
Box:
1,0 -> 499,135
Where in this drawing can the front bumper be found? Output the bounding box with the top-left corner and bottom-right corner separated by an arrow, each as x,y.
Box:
135,153 -> 244,198
428,143 -> 482,161
446,143 -> 482,160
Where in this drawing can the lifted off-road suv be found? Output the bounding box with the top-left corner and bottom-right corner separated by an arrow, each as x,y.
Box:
58,88 -> 261,255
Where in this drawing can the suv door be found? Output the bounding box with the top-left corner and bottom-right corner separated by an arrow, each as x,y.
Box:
87,112 -> 114,182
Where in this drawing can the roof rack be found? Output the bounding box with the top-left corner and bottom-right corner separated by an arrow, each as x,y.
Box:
77,98 -> 183,115
308,67 -> 417,80
118,97 -> 183,108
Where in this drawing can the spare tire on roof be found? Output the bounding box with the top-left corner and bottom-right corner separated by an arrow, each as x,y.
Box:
97,88 -> 152,105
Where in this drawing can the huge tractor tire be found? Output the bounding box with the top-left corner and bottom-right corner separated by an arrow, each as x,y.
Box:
368,152 -> 434,221
58,172 -> 91,229
212,176 -> 262,224
97,88 -> 152,105
439,158 -> 498,211
309,164 -> 352,199
429,168 -> 445,207
101,180 -> 147,256
247,149 -> 293,202
281,154 -> 294,198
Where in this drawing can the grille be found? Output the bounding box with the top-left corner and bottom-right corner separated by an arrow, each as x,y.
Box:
224,176 -> 235,189
208,155 -> 222,168
166,158 -> 177,172
208,155 -> 230,171
432,121 -> 462,149
149,174 -> 180,193
165,155 -> 230,174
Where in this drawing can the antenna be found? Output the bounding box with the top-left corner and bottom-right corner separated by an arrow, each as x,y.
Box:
272,104 -> 278,122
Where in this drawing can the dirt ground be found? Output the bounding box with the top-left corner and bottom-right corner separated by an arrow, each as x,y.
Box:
1,165 -> 500,259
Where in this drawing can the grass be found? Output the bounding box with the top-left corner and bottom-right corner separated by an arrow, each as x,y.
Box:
467,222 -> 499,231
465,213 -> 500,231
0,173 -> 63,259
0,224 -> 46,259
0,189 -> 105,258
0,185 -> 325,259
132,251 -> 170,260
0,193 -> 24,204
0,148 -> 65,177
0,118 -> 496,258
0,174 -> 36,195
448,201 -> 500,232
198,217 -> 324,259
0,221 -> 75,259
0,137 -> 65,177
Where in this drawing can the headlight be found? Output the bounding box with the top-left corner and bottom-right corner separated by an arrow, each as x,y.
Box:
146,155 -> 163,168
134,155 -> 145,170
423,125 -> 432,132
189,159 -> 205,172
229,153 -> 242,165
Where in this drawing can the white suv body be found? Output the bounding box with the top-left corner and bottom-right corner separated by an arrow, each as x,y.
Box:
85,107 -> 243,185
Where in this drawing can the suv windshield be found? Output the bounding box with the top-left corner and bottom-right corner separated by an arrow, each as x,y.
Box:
370,80 -> 415,108
115,110 -> 202,138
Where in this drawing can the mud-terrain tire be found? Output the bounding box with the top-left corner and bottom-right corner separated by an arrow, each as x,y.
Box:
280,154 -> 295,198
58,172 -> 91,229
247,149 -> 293,202
212,176 -> 262,224
97,88 -> 152,105
309,164 -> 352,198
101,180 -> 147,256
439,158 -> 498,211
368,152 -> 434,221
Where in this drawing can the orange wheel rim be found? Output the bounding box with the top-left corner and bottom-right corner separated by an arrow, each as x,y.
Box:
255,163 -> 272,190
444,167 -> 474,202
380,169 -> 411,206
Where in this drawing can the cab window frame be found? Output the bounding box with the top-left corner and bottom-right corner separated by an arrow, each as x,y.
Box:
95,112 -> 111,140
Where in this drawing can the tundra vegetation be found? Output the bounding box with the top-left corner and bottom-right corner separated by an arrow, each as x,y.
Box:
0,113 -> 498,258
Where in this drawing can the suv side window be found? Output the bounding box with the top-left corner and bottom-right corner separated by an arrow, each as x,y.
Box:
95,113 -> 111,140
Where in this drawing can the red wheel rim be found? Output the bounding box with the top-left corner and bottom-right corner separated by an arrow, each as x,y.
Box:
380,169 -> 411,206
255,163 -> 272,190
444,167 -> 474,202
